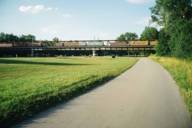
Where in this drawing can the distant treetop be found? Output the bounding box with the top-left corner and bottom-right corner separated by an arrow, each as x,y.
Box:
117,32 -> 138,41
0,32 -> 36,42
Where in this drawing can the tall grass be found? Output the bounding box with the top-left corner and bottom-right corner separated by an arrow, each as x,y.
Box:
0,57 -> 138,127
151,56 -> 192,114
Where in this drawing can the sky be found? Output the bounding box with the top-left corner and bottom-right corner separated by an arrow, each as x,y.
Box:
0,0 -> 156,40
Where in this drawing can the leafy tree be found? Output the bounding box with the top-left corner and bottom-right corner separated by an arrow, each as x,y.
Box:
156,29 -> 170,56
168,19 -> 192,57
53,37 -> 59,43
117,34 -> 126,41
117,32 -> 138,41
151,0 -> 192,26
124,32 -> 138,41
140,27 -> 158,45
0,33 -> 6,42
151,0 -> 192,57
8,34 -> 19,42
19,34 -> 35,42
0,33 -> 19,43
0,33 -> 37,47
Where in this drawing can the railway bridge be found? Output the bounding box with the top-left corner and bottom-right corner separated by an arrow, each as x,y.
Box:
0,40 -> 157,57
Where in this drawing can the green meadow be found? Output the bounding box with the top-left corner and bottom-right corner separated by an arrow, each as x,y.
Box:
0,57 -> 138,125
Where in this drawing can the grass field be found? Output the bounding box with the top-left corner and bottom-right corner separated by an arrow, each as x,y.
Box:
0,57 -> 138,127
151,56 -> 192,115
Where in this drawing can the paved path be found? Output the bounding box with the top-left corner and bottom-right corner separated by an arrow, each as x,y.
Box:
15,58 -> 192,128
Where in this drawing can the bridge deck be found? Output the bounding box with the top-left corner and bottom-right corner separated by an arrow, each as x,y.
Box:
0,45 -> 156,51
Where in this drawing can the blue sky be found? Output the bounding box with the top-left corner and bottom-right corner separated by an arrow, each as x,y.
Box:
0,0 -> 155,40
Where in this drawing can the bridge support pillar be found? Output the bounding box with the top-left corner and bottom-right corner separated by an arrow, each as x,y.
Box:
31,48 -> 34,57
92,48 -> 96,57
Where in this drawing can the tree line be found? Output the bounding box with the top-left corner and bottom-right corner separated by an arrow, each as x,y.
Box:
0,33 -> 36,42
0,33 -> 60,46
152,0 -> 192,58
117,0 -> 192,58
117,27 -> 158,43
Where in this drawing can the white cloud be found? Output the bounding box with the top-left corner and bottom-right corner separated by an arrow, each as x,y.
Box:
18,5 -> 57,14
126,0 -> 150,4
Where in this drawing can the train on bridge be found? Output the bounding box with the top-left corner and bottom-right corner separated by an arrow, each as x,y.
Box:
0,40 -> 157,57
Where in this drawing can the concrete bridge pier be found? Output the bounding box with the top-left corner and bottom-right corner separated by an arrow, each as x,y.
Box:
92,48 -> 96,56
31,48 -> 34,57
